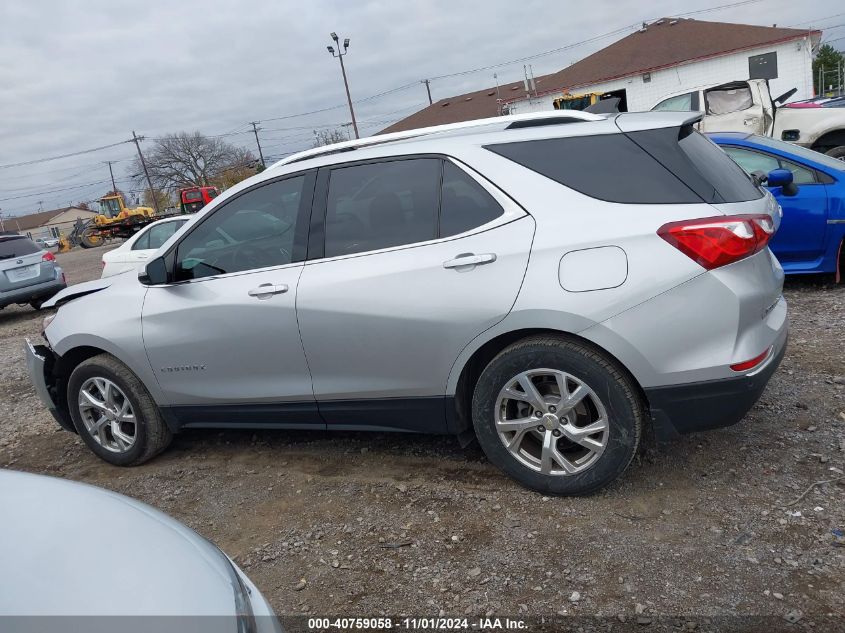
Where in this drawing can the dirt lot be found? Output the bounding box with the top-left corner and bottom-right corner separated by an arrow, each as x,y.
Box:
1,245 -> 843,629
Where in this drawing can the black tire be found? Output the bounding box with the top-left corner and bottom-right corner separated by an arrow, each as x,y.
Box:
472,335 -> 643,496
825,146 -> 845,161
67,354 -> 172,466
29,300 -> 44,311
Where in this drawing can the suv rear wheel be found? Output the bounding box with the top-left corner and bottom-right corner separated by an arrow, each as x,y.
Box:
472,336 -> 642,495
67,354 -> 172,466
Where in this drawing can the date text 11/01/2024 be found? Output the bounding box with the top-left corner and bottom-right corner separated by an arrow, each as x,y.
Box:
306,617 -> 527,630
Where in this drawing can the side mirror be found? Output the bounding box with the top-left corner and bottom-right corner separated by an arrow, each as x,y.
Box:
766,168 -> 793,187
138,256 -> 169,285
767,168 -> 798,197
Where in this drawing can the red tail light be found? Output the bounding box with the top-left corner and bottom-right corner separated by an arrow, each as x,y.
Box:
657,214 -> 774,270
730,347 -> 771,372
41,251 -> 56,262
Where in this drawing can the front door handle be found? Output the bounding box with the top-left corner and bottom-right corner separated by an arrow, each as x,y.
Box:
248,283 -> 289,299
443,253 -> 497,270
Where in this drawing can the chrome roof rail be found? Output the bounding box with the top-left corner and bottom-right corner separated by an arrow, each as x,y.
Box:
268,110 -> 606,168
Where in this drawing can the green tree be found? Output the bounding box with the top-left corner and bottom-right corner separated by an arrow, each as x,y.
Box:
143,188 -> 171,211
813,43 -> 845,94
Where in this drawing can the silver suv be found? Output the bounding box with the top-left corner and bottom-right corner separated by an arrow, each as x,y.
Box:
27,111 -> 787,495
0,234 -> 66,311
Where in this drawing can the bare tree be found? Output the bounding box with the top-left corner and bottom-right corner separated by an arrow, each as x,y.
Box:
132,132 -> 257,191
313,128 -> 349,148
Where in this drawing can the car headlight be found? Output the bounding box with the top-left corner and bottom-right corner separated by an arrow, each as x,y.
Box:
42,313 -> 57,332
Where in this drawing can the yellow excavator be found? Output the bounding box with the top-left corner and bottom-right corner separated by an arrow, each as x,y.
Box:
553,92 -> 604,111
59,193 -> 155,251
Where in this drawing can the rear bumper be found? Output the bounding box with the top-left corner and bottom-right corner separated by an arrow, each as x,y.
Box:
24,339 -> 75,433
645,331 -> 787,440
0,274 -> 66,308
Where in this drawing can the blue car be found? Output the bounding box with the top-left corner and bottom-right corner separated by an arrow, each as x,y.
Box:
708,133 -> 845,280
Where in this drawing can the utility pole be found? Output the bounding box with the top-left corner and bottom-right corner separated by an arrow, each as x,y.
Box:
422,79 -> 433,105
132,131 -> 159,213
250,122 -> 266,168
104,161 -> 117,192
326,33 -> 359,139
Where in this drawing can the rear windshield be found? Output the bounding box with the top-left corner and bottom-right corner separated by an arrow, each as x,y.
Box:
0,237 -> 39,260
485,125 -> 762,204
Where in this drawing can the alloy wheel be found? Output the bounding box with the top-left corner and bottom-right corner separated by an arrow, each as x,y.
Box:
494,368 -> 609,476
77,377 -> 137,453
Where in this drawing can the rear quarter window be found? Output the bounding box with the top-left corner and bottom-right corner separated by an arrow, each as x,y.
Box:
486,134 -> 702,204
628,127 -> 762,203
486,126 -> 762,204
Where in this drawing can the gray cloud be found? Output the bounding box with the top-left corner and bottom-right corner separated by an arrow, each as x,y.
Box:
0,0 -> 840,215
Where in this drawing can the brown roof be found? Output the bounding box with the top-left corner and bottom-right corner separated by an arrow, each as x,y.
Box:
7,207 -> 87,231
379,80 -> 527,134
382,18 -> 819,133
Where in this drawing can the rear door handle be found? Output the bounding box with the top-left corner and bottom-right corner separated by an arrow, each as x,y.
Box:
443,253 -> 497,270
248,283 -> 289,299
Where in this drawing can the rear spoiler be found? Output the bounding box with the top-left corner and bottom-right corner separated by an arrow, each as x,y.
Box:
613,111 -> 703,133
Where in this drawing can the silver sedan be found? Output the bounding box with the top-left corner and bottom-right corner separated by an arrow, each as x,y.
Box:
0,469 -> 281,633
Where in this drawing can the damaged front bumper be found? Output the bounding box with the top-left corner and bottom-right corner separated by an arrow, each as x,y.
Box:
24,339 -> 75,433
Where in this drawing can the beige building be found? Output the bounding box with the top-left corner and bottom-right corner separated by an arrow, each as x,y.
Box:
2,207 -> 98,240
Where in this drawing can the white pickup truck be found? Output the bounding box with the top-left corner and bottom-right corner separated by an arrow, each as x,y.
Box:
650,79 -> 845,159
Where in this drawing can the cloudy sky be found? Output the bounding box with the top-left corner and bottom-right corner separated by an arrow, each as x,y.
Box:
0,0 -> 842,217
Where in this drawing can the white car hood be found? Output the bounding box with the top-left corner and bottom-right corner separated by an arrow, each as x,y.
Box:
0,470 -> 239,616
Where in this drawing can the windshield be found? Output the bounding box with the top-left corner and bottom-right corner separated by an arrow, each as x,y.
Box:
556,96 -> 592,111
100,198 -> 122,217
0,237 -> 39,260
750,136 -> 845,172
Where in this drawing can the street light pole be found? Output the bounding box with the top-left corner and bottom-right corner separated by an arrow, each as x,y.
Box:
327,32 -> 359,140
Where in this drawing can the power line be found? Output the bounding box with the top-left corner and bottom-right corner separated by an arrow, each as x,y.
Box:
0,139 -> 135,170
788,11 -> 845,27
0,176 -> 134,203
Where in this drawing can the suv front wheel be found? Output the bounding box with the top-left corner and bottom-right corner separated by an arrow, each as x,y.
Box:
67,354 -> 172,466
472,336 -> 642,495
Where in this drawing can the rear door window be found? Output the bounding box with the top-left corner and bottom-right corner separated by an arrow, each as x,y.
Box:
324,159 -> 441,257
140,220 -> 188,251
440,162 -> 504,237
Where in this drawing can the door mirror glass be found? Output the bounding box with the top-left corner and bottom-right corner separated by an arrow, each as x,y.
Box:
138,256 -> 169,285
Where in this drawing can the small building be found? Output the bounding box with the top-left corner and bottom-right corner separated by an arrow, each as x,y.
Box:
383,18 -> 822,133
3,207 -> 98,240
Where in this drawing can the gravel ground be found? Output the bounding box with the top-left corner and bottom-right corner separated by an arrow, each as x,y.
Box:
1,245 -> 843,629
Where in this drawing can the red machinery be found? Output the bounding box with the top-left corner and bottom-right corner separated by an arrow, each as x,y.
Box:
179,186 -> 219,214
